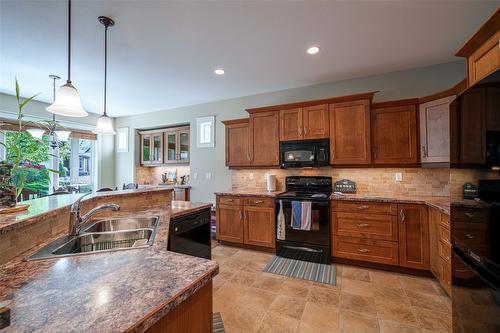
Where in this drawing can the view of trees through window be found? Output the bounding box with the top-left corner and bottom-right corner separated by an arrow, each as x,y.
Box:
4,131 -> 94,197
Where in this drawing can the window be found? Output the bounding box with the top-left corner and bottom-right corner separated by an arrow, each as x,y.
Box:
58,138 -> 95,193
196,116 -> 215,148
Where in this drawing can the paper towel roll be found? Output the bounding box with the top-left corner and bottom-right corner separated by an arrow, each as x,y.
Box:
266,174 -> 276,192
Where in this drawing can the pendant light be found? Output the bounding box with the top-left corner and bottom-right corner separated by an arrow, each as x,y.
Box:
47,0 -> 88,118
93,16 -> 116,135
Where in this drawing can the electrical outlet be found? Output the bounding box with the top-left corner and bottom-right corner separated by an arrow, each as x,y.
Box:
205,172 -> 212,180
249,173 -> 254,180
395,172 -> 403,182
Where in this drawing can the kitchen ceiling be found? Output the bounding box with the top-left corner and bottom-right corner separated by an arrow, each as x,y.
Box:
0,0 -> 498,117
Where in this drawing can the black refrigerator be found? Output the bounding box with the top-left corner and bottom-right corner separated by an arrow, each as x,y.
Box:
450,69 -> 500,332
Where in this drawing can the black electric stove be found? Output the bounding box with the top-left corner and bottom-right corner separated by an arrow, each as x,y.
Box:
275,176 -> 332,264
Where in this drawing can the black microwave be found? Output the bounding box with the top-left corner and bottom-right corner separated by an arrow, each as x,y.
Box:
279,139 -> 330,168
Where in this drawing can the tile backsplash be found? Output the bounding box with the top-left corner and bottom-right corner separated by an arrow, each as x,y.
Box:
231,168 -> 450,197
450,168 -> 499,200
136,166 -> 190,185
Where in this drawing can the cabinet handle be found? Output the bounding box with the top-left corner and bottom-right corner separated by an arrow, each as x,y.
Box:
422,145 -> 427,157
400,209 -> 406,223
254,200 -> 263,204
464,233 -> 475,239
357,223 -> 370,228
304,127 -> 308,135
247,152 -> 251,162
356,205 -> 369,210
226,198 -> 233,202
465,212 -> 474,218
357,248 -> 371,253
298,127 -> 302,136
239,210 -> 243,221
331,149 -> 335,160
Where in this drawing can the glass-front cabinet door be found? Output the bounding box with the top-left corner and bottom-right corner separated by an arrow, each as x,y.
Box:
179,129 -> 190,162
151,133 -> 163,164
141,134 -> 151,164
165,130 -> 178,163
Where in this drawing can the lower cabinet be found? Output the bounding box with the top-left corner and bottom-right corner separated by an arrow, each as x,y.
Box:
429,207 -> 451,296
332,200 -> 430,271
216,195 -> 275,249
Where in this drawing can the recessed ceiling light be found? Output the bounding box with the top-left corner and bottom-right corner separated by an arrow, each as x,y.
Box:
214,68 -> 225,75
307,46 -> 320,55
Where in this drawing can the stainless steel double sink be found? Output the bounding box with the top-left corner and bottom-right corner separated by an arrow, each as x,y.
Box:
28,217 -> 160,260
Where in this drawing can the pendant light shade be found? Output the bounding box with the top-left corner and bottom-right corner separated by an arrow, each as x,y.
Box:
27,128 -> 46,140
47,0 -> 87,118
93,15 -> 116,135
47,83 -> 87,117
93,115 -> 115,135
54,130 -> 71,142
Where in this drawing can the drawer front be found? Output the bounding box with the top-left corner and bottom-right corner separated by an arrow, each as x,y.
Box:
438,223 -> 450,244
217,196 -> 242,206
245,197 -> 275,208
451,207 -> 489,223
438,240 -> 451,262
333,236 -> 399,266
333,201 -> 397,215
453,222 -> 489,250
333,212 -> 398,241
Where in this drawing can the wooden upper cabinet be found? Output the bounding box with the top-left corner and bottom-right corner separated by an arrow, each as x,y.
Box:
460,88 -> 485,164
224,119 -> 250,167
302,104 -> 329,139
398,204 -> 430,270
486,86 -> 500,131
419,96 -> 454,164
249,111 -> 280,166
330,99 -> 371,165
280,108 -> 302,141
371,103 -> 418,165
279,104 -> 328,141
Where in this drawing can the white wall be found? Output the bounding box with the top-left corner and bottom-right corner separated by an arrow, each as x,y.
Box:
114,61 -> 466,203
0,93 -> 116,189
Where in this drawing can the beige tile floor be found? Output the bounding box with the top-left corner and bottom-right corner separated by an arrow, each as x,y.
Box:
212,245 -> 451,333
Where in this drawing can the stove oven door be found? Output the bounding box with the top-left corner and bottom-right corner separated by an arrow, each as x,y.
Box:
276,198 -> 330,263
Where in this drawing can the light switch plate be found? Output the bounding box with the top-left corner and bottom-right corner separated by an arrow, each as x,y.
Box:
395,173 -> 403,182
205,172 -> 212,180
193,172 -> 198,179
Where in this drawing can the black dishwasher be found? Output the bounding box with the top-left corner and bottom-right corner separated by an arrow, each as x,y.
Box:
168,208 -> 211,259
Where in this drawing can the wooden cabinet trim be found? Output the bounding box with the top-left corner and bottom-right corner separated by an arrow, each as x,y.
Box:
456,8 -> 500,57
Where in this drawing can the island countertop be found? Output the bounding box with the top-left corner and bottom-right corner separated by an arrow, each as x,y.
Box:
0,187 -> 173,234
0,200 -> 217,333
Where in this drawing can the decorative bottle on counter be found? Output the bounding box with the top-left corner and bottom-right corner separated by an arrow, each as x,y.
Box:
277,200 -> 285,240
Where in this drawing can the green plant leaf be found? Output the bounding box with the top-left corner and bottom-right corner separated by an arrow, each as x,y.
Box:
46,168 -> 62,174
19,93 -> 40,110
15,79 -> 20,104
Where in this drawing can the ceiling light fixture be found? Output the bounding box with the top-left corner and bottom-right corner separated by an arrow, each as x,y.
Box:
307,46 -> 320,55
93,16 -> 116,135
214,68 -> 225,75
46,0 -> 88,118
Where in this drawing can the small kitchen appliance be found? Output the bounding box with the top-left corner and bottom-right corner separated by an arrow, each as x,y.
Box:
279,139 -> 330,168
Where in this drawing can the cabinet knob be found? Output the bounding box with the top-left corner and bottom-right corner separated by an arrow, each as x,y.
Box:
464,233 -> 475,239
464,212 -> 474,218
174,227 -> 178,232
357,248 -> 370,253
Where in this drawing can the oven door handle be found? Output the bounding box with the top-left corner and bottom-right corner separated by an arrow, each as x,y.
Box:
282,245 -> 324,253
277,199 -> 330,207
453,246 -> 500,290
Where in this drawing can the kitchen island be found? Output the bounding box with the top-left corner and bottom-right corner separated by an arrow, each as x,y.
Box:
0,189 -> 217,332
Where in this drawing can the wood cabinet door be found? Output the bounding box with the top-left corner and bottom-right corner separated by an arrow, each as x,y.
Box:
330,99 -> 371,164
140,134 -> 152,164
419,96 -> 454,164
468,30 -> 500,87
428,207 -> 441,279
164,130 -> 178,164
225,122 -> 250,166
460,88 -> 485,164
280,108 -> 302,141
216,205 -> 244,243
372,105 -> 418,164
303,104 -> 329,139
178,128 -> 190,163
398,204 -> 429,270
486,86 -> 500,131
249,111 -> 280,166
150,132 -> 164,164
244,206 -> 275,248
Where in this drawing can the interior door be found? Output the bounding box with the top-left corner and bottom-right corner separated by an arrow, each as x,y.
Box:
280,108 -> 302,141
164,130 -> 178,163
244,206 -> 275,248
419,96 -> 454,163
330,99 -> 371,164
372,104 -> 418,164
302,104 -> 329,139
398,204 -> 429,270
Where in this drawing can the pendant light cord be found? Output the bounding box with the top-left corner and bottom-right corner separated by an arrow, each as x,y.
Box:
67,0 -> 72,84
52,77 -> 56,122
103,23 -> 108,117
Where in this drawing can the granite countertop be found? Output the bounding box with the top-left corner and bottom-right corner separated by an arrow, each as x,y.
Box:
0,187 -> 173,235
139,184 -> 192,189
331,193 -> 450,215
215,189 -> 285,198
0,201 -> 217,333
